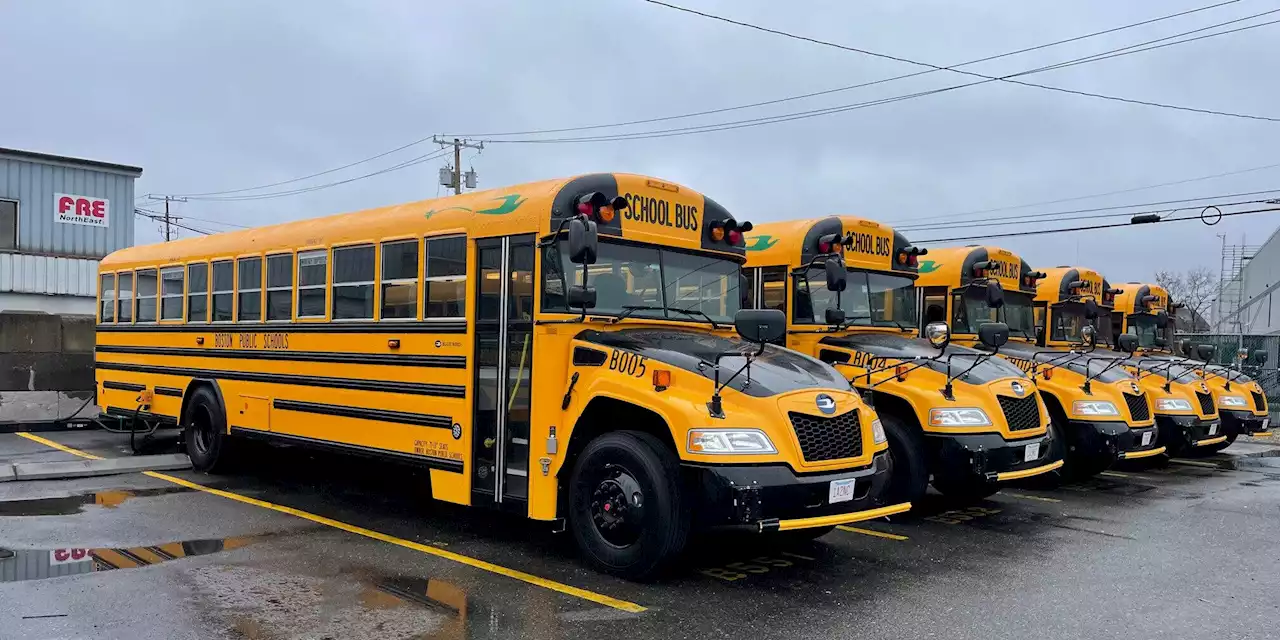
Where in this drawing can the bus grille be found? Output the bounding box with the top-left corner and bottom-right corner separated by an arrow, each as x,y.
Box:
1197,392 -> 1216,416
997,394 -> 1041,431
1124,393 -> 1150,422
1253,390 -> 1268,412
788,410 -> 862,462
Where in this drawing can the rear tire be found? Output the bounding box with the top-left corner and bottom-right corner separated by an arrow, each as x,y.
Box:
183,385 -> 232,473
568,431 -> 690,580
880,413 -> 929,507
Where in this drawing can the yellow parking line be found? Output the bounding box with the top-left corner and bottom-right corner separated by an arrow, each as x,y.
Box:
837,525 -> 909,541
1168,459 -> 1220,469
1001,492 -> 1063,504
15,433 -> 646,614
1099,471 -> 1130,479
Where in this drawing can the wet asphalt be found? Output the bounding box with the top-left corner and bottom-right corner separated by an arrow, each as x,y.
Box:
1,430 -> 1279,640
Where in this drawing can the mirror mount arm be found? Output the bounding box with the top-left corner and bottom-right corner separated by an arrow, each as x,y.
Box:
943,353 -> 991,400
707,349 -> 758,418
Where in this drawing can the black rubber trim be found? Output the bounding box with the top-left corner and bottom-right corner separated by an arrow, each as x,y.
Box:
104,406 -> 176,424
271,399 -> 453,429
229,427 -> 464,473
154,386 -> 184,397
571,346 -> 607,366
96,345 -> 466,369
95,362 -> 466,398
96,321 -> 468,334
102,381 -> 146,392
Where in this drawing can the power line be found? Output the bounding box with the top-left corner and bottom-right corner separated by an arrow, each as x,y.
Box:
179,215 -> 251,229
134,209 -> 212,237
183,148 -> 450,202
911,205 -> 1280,243
641,0 -> 1280,124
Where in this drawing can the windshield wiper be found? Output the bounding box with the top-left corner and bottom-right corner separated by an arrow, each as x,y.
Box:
616,305 -> 722,329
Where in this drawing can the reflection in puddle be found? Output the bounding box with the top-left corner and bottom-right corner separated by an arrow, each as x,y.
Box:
0,536 -> 256,582
0,486 -> 194,516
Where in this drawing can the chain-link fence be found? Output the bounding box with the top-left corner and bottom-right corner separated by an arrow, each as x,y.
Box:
1178,332 -> 1278,422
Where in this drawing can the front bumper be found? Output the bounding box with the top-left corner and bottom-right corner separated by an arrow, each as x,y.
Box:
1156,414 -> 1222,449
1220,408 -> 1271,436
928,431 -> 1058,484
1063,419 -> 1161,461
685,450 -> 899,531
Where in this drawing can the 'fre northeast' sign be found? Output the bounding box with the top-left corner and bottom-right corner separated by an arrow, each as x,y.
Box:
55,193 -> 110,228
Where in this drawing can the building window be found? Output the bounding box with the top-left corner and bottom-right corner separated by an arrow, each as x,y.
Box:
135,269 -> 158,322
117,271 -> 134,322
0,200 -> 15,251
333,245 -> 375,320
425,236 -> 466,318
381,240 -> 419,320
237,257 -> 262,322
188,263 -> 209,322
297,250 -> 328,318
266,253 -> 293,321
99,273 -> 115,323
160,267 -> 184,320
212,261 -> 234,322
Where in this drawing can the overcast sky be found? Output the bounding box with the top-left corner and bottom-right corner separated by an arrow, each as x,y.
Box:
4,0 -> 1279,284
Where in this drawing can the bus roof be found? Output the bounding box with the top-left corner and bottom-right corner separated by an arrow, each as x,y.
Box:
102,173 -> 746,269
915,245 -> 1037,295
1034,266 -> 1116,308
744,215 -> 918,276
1113,282 -> 1170,316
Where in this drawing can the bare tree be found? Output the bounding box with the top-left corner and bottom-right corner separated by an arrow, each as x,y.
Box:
1155,266 -> 1216,331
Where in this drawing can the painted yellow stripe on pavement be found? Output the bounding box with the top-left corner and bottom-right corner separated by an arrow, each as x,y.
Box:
1001,492 -> 1063,504
16,432 -> 645,613
1099,471 -> 1130,479
16,432 -> 103,460
1168,458 -> 1221,469
837,525 -> 909,541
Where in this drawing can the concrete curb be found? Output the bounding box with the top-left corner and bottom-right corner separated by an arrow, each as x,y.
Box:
2,454 -> 191,482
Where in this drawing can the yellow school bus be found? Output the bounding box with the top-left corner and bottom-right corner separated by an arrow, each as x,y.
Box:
1110,283 -> 1224,455
1164,317 -> 1271,449
918,252 -> 1161,476
744,218 -> 1059,504
94,173 -> 905,578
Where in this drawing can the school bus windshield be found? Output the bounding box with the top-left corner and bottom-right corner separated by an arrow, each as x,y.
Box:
794,269 -> 917,328
1128,314 -> 1164,348
1050,301 -> 1095,343
953,289 -> 1035,339
542,238 -> 742,323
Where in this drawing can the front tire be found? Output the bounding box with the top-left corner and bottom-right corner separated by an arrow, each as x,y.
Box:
184,385 -> 231,473
568,431 -> 690,580
880,413 -> 929,506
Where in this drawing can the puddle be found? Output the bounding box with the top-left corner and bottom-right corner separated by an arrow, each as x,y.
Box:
0,536 -> 257,582
0,486 -> 194,516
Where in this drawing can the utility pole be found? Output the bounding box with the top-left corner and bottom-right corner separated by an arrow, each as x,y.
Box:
432,136 -> 483,195
146,194 -> 188,241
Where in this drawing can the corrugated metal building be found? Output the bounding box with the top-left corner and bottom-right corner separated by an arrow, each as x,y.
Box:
0,147 -> 142,314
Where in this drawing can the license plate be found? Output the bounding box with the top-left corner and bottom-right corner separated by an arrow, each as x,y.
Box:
1024,442 -> 1041,462
1141,431 -> 1153,446
1208,423 -> 1218,436
829,478 -> 856,504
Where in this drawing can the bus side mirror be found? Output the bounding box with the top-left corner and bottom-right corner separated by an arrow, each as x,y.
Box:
1179,339 -> 1192,356
1196,344 -> 1216,362
568,217 -> 598,265
1083,299 -> 1098,320
824,307 -> 846,325
1154,336 -> 1168,348
925,322 -> 950,350
1081,324 -> 1097,347
978,322 -> 1009,350
986,281 -> 1004,309
1237,348 -> 1249,361
735,309 -> 786,345
824,258 -> 846,292
1253,351 -> 1269,365
566,286 -> 596,309
1117,333 -> 1139,354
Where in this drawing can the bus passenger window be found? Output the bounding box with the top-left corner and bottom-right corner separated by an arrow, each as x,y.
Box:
160,267 -> 184,320
425,236 -> 466,318
266,254 -> 293,321
211,261 -> 233,322
741,268 -> 756,309
509,242 -> 534,321
297,250 -> 327,318
99,273 -> 116,323
761,266 -> 787,313
136,269 -> 158,322
333,245 -> 375,320
381,240 -> 419,320
237,257 -> 263,322
117,271 -> 134,323
187,263 -> 208,322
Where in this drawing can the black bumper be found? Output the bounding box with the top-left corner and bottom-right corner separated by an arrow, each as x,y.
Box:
928,430 -> 1056,484
1156,414 -> 1222,448
684,451 -> 892,529
1220,408 -> 1271,436
1063,419 -> 1161,459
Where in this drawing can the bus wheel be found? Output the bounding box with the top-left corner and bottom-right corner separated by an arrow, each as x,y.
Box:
183,386 -> 231,473
568,431 -> 690,580
880,414 -> 928,506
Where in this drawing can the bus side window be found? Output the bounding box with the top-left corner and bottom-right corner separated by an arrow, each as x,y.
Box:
237,257 -> 263,322
761,266 -> 786,313
425,236 -> 466,319
266,253 -> 293,321
136,268 -> 158,322
187,263 -> 209,323
99,273 -> 116,323
297,250 -> 328,319
380,240 -> 418,320
211,261 -> 234,322
333,245 -> 375,320
160,267 -> 184,321
117,271 -> 134,323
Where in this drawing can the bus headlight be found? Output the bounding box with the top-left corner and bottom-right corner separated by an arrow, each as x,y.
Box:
687,429 -> 777,455
928,408 -> 992,427
1219,395 -> 1249,408
1156,398 -> 1193,411
1073,401 -> 1120,417
871,419 -> 887,444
